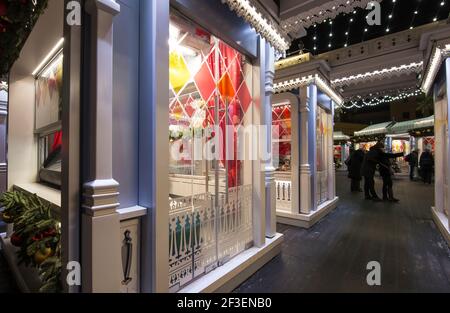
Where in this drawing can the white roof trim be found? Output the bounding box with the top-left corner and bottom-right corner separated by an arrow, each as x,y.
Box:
222,0 -> 290,52
421,44 -> 450,94
331,62 -> 423,88
281,0 -> 381,34
274,74 -> 344,106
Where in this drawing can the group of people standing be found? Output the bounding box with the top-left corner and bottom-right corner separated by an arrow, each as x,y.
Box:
346,142 -> 403,202
345,142 -> 434,203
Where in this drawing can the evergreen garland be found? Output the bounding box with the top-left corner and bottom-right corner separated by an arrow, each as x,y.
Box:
0,0 -> 49,76
0,191 -> 62,293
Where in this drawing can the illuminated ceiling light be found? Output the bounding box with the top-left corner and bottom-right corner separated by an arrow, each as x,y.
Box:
421,45 -> 450,94
414,11 -> 418,14
386,28 -> 390,32
32,38 -> 64,76
441,1 -> 445,6
433,17 -> 438,21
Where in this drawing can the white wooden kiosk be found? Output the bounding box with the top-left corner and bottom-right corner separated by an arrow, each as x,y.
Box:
272,56 -> 341,228
2,0 -> 288,293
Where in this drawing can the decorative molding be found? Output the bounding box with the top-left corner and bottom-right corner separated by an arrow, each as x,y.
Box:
275,53 -> 311,71
421,44 -> 450,94
331,62 -> 423,88
82,179 -> 120,216
222,0 -> 290,52
274,74 -> 344,106
280,0 -> 381,35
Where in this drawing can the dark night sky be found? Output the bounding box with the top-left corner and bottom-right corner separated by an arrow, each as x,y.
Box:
288,0 -> 450,56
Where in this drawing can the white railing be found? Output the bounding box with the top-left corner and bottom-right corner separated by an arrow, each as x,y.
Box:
168,185 -> 253,290
275,180 -> 292,211
317,171 -> 329,206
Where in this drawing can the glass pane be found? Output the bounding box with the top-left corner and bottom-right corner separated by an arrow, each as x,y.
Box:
168,14 -> 254,290
38,130 -> 62,187
272,103 -> 292,211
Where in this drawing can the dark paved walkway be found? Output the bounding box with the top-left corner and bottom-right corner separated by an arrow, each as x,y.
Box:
0,251 -> 17,293
0,221 -> 18,293
235,172 -> 450,293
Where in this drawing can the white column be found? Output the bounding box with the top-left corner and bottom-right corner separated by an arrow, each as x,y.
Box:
446,59 -> 450,227
299,86 -> 312,214
327,104 -> 336,200
434,102 -> 444,213
81,0 -> 122,293
251,37 -> 267,248
290,94 -> 299,215
264,43 -> 276,238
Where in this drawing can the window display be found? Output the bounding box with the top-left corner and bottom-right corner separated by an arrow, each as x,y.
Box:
35,52 -> 63,130
168,14 -> 254,291
272,103 -> 291,172
35,50 -> 63,187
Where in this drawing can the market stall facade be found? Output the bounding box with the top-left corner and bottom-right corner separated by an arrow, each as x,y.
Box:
1,0 -> 289,293
271,58 -> 341,228
333,131 -> 351,171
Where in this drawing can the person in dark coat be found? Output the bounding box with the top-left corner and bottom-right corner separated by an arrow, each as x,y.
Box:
378,150 -> 404,202
405,150 -> 419,181
346,148 -> 365,192
419,149 -> 434,184
361,142 -> 384,201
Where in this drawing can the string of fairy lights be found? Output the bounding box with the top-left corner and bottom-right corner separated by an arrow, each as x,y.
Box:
305,0 -> 449,55
341,89 -> 424,110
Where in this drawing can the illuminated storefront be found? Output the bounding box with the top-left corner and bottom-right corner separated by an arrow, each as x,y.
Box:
1,0 -> 287,293
333,132 -> 351,171
271,60 -> 340,229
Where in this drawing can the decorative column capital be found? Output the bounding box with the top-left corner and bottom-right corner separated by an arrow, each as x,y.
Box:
83,179 -> 120,217
86,0 -> 120,15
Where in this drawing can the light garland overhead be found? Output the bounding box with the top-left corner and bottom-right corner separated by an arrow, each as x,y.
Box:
281,0 -> 382,34
421,44 -> 450,94
222,0 -> 290,52
274,74 -> 344,106
341,89 -> 423,109
331,62 -> 423,87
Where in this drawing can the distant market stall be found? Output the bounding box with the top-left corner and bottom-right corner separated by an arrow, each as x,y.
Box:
333,131 -> 351,171
353,121 -> 395,151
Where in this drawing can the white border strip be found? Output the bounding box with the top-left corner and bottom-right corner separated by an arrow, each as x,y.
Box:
331,62 -> 423,88
222,0 -> 290,52
274,74 -> 344,106
421,45 -> 450,94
